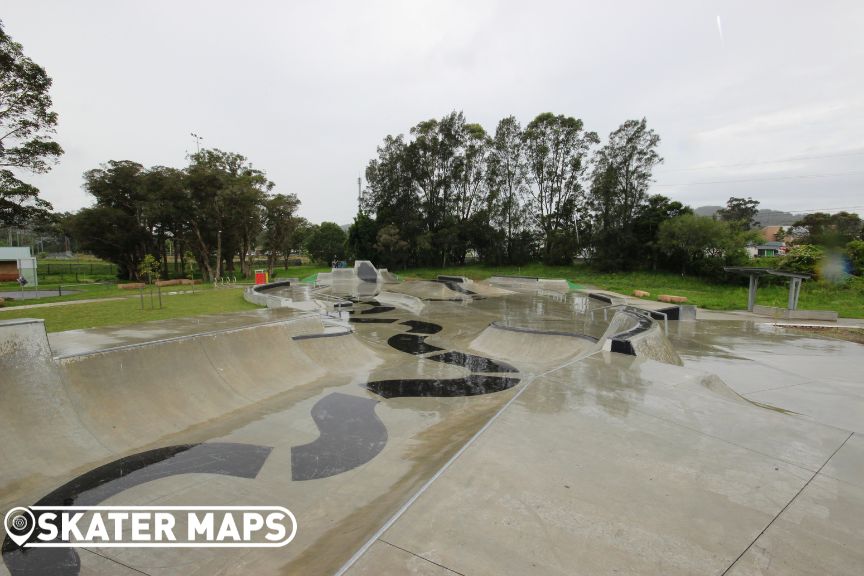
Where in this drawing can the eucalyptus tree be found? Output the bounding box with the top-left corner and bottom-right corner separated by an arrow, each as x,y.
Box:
408,112 -> 462,237
262,193 -> 302,273
522,113 -> 598,263
185,149 -> 272,279
588,118 -> 663,267
487,116 -> 529,261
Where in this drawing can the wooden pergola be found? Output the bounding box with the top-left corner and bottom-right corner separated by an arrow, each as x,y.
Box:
724,267 -> 811,312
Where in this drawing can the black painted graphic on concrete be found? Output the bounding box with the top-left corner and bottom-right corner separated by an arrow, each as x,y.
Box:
400,320 -> 442,334
385,320 -> 446,355
426,351 -> 517,373
1,443 -> 272,576
291,393 -> 387,481
387,333 -> 445,355
367,375 -> 520,398
359,306 -> 395,315
349,318 -> 398,324
368,317 -> 523,398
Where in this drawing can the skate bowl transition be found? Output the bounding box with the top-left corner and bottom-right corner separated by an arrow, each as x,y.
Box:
1,265 -> 862,576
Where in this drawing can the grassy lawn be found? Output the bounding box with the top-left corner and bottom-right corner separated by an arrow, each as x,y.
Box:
0,286 -> 259,332
399,264 -> 864,319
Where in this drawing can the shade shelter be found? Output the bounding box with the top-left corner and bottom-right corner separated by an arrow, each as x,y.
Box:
723,267 -> 810,311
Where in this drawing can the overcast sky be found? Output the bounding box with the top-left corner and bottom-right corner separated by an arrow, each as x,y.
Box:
5,0 -> 864,224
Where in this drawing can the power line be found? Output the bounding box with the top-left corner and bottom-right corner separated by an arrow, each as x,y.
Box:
653,170 -> 864,187
654,149 -> 864,173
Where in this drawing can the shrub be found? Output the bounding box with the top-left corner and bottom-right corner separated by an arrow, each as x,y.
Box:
779,244 -> 823,276
846,240 -> 864,275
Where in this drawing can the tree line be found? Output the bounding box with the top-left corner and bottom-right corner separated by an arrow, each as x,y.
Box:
67,151 -> 305,280
350,111 -> 752,274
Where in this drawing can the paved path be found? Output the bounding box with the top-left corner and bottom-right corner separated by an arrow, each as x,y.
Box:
0,296 -> 128,311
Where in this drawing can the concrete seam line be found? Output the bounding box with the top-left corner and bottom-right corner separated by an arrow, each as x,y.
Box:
378,538 -> 466,576
83,547 -> 153,575
720,431 -> 853,576
332,372 -> 541,575
334,347 -> 601,575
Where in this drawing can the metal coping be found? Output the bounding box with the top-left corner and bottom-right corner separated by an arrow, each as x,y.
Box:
291,327 -> 354,340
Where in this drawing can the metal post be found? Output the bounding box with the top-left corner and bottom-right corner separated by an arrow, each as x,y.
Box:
788,278 -> 801,310
747,274 -> 758,311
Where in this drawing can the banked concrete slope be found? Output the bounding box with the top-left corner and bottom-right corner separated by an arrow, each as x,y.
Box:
0,316 -> 383,497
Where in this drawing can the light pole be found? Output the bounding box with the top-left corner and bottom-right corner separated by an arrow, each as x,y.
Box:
190,132 -> 204,154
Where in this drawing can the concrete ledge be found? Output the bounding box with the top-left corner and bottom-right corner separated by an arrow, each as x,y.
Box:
587,291 -> 627,305
752,305 -> 838,321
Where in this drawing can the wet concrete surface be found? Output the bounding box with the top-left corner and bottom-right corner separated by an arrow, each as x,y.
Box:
47,308 -> 309,357
1,284 -> 862,575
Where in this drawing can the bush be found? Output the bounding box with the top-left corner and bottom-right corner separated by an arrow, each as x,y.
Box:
847,240 -> 864,275
779,244 -> 824,276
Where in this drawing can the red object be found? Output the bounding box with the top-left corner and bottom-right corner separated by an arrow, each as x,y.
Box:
255,271 -> 267,285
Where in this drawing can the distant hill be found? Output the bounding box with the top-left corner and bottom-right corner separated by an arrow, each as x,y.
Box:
694,206 -> 723,217
693,206 -> 800,226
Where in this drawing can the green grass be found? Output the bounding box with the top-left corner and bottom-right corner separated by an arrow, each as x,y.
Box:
398,263 -> 864,319
269,264 -> 330,280
0,286 -> 259,332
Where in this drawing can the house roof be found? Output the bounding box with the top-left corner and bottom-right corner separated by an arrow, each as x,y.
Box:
760,226 -> 784,242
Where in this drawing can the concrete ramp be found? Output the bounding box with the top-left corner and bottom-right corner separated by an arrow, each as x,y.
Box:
387,280 -> 468,301
0,315 -> 384,495
599,308 -> 683,366
377,269 -> 399,284
293,329 -> 383,373
0,319 -> 112,492
470,322 -> 598,365
375,291 -> 425,315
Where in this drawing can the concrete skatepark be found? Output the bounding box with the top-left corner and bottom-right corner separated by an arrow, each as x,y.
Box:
1,264 -> 862,575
